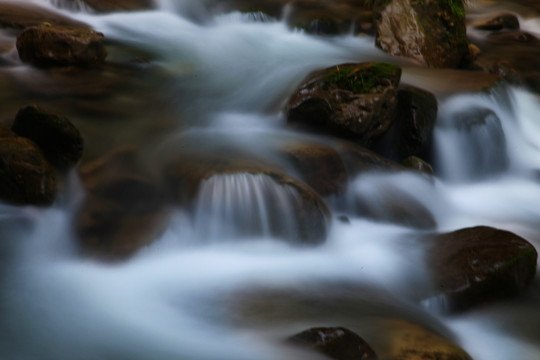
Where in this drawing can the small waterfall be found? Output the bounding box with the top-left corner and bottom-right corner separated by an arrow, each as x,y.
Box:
192,173 -> 317,243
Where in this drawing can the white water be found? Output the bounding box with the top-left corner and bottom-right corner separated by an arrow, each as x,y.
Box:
1,1 -> 540,360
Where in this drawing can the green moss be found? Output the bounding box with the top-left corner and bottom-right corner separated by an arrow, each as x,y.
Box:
323,63 -> 400,94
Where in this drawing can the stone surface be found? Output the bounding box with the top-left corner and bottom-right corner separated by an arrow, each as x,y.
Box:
334,140 -> 403,177
0,127 -> 57,206
427,226 -> 538,312
0,2 -> 89,30
401,156 -> 434,175
287,327 -> 378,360
12,105 -> 83,169
80,0 -> 155,13
286,62 -> 401,145
16,24 -> 107,67
371,84 -> 437,161
374,0 -> 469,68
473,13 -> 520,31
76,147 -> 168,260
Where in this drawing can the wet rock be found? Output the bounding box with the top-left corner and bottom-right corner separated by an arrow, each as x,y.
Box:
371,85 -> 437,162
374,0 -> 469,68
12,105 -> 83,169
286,62 -> 401,145
287,327 -> 378,360
0,2 -> 89,30
282,142 -> 348,196
427,226 -> 538,312
401,156 -> 434,176
163,151 -> 329,245
334,140 -> 403,177
76,147 -> 169,260
379,319 -> 472,360
77,0 -> 155,12
16,24 -> 107,67
0,127 -> 57,206
487,30 -> 539,43
473,13 -> 520,31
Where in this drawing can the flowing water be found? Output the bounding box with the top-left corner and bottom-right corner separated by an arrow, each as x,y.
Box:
1,1 -> 540,359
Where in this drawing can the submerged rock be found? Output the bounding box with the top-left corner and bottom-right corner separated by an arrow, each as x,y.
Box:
16,24 -> 107,67
12,105 -> 83,170
76,147 -> 168,260
473,13 -> 520,32
0,126 -> 57,206
427,226 -> 538,312
374,0 -> 469,68
287,327 -> 378,360
286,62 -> 401,145
78,0 -> 155,13
401,156 -> 434,176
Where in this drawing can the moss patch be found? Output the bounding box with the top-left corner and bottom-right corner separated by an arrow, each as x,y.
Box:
323,63 -> 401,94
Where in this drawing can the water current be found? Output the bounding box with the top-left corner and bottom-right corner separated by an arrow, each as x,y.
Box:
0,1 -> 539,359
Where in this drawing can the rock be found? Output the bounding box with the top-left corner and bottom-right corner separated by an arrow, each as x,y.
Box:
282,142 -> 348,197
374,0 -> 469,68
286,62 -> 401,145
334,140 -> 403,177
401,156 -> 434,176
379,319 -> 472,360
427,226 -> 538,312
287,327 -> 378,360
12,105 -> 83,169
77,0 -> 154,13
162,151 -> 329,245
371,85 -> 437,161
0,128 -> 57,206
16,24 -> 107,67
473,13 -> 520,31
487,30 -> 539,43
0,2 -> 89,30
76,147 -> 168,260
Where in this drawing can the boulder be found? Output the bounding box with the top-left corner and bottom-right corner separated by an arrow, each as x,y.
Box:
282,142 -> 348,197
371,85 -> 437,162
373,0 -> 469,68
79,0 -> 155,13
427,226 -> 538,312
401,156 -> 434,176
473,13 -> 520,32
162,151 -> 329,245
378,319 -> 472,360
0,2 -> 89,30
76,147 -> 168,260
285,62 -> 401,145
0,127 -> 57,206
287,327 -> 378,360
334,140 -> 403,177
16,24 -> 107,67
12,105 -> 83,169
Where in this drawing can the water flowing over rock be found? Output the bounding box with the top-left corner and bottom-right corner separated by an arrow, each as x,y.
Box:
427,226 -> 538,312
0,2 -> 89,30
76,147 -> 169,260
71,0 -> 155,13
0,125 -> 57,206
12,105 -> 83,170
285,62 -> 401,145
373,0 -> 469,68
16,24 -> 107,67
287,327 -> 378,360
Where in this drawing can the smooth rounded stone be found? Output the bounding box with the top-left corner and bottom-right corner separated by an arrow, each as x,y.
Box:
287,327 -> 378,360
473,13 -> 520,31
162,151 -> 330,245
286,62 -> 401,145
371,84 -> 437,161
12,105 -> 83,169
75,0 -> 155,12
16,24 -> 107,67
0,130 -> 57,206
401,156 -> 434,176
333,140 -> 403,177
377,319 -> 472,360
76,147 -> 169,260
0,2 -> 89,30
374,0 -> 469,68
427,226 -> 538,312
282,142 -> 348,197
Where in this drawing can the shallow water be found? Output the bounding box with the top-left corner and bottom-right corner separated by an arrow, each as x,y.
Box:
1,1 -> 540,359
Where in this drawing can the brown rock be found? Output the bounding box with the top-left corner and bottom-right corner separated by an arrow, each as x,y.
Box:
334,140 -> 403,177
81,0 -> 155,13
287,327 -> 378,360
374,0 -> 469,68
12,105 -> 83,169
473,13 -> 520,31
0,130 -> 57,206
427,226 -> 538,312
401,156 -> 434,176
286,62 -> 401,145
0,2 -> 89,30
16,24 -> 107,67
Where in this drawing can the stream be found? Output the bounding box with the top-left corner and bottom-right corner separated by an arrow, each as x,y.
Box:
0,1 -> 539,359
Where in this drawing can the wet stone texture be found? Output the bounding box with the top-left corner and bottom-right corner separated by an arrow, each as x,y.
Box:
427,226 -> 538,312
